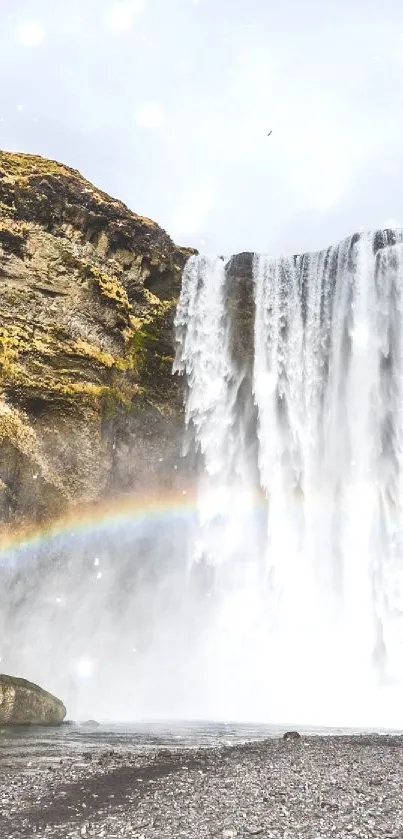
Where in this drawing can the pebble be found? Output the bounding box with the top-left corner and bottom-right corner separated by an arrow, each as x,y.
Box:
0,736 -> 402,838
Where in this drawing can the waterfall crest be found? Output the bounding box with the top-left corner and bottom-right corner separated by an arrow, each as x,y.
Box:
175,231 -> 403,725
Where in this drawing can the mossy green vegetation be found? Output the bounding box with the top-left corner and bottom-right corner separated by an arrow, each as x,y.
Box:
88,266 -> 131,310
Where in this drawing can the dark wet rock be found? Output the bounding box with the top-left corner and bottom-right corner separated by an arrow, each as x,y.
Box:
282,730 -> 301,740
225,252 -> 255,370
0,673 -> 66,725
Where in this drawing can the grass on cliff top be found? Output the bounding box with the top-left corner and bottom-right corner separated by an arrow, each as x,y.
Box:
0,150 -> 158,228
0,151 -> 82,183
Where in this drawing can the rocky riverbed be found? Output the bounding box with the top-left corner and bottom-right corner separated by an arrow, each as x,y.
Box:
1,733 -> 403,838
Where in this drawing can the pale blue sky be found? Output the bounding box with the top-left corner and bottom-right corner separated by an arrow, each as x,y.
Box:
1,0 -> 403,255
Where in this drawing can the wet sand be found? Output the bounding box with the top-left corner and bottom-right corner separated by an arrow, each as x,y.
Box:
1,734 -> 403,838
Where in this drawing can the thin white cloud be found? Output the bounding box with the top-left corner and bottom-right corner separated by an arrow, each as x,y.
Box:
15,21 -> 46,47
284,130 -> 353,212
104,0 -> 145,32
171,186 -> 214,236
135,102 -> 165,130
383,218 -> 403,229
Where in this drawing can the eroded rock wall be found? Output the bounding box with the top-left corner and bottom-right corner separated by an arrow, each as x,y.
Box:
0,152 -> 194,523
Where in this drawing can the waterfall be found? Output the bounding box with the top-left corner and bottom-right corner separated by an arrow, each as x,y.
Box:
175,231 -> 403,726
173,255 -> 259,568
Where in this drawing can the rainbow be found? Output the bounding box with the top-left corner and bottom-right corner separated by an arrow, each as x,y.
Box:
0,488 -> 199,561
0,485 -> 299,562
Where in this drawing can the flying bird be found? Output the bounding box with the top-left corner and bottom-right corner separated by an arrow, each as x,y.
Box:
267,130 -> 272,136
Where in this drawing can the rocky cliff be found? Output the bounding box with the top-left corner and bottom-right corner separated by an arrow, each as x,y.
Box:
0,151 -> 194,524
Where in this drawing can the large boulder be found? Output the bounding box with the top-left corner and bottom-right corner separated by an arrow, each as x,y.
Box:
0,674 -> 66,725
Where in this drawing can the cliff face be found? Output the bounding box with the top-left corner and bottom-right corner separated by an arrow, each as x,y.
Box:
0,151 -> 194,523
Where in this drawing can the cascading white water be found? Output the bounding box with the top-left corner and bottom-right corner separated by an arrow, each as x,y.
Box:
175,232 -> 403,727
173,255 -> 259,568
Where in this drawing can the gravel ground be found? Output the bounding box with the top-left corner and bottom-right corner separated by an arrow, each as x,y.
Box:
1,734 -> 403,838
